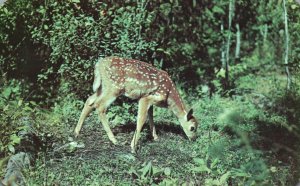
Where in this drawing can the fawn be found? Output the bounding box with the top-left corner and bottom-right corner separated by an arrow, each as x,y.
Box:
74,56 -> 198,153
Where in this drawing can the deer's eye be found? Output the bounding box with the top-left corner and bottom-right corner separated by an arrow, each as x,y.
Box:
190,126 -> 195,132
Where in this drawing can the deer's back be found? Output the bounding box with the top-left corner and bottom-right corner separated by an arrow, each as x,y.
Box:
98,57 -> 174,101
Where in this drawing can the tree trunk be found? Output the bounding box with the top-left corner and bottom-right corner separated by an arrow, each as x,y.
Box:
235,23 -> 241,61
221,23 -> 226,69
224,0 -> 235,89
283,0 -> 291,90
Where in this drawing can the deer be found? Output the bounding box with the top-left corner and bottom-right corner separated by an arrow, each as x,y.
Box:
74,56 -> 198,153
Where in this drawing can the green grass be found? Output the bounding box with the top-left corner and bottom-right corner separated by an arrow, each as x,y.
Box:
25,95 -> 294,185
26,124 -> 203,185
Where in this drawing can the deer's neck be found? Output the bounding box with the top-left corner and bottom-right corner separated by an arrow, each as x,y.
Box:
167,85 -> 187,121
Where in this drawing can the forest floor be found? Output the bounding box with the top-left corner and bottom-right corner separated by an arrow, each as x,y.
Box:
26,122 -> 206,185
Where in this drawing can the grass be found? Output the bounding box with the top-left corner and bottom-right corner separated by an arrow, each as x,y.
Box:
26,122 -> 205,185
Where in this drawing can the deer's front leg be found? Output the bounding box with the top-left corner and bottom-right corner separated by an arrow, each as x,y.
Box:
131,97 -> 151,153
96,93 -> 118,145
148,106 -> 158,141
74,94 -> 97,137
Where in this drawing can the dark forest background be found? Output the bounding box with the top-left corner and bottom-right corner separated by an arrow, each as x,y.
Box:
1,0 -> 300,185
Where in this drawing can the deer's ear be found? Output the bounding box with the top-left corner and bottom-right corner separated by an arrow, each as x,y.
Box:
187,109 -> 194,121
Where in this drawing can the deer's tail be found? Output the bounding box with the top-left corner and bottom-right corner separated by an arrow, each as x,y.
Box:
92,60 -> 102,92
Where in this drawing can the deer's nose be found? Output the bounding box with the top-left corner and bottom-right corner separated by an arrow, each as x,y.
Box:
188,135 -> 197,141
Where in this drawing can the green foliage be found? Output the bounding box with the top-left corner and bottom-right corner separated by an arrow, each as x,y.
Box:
107,101 -> 137,126
29,0 -> 157,96
33,94 -> 82,142
108,2 -> 157,58
1,0 -> 300,185
191,94 -> 293,185
0,79 -> 34,156
129,161 -> 173,185
191,143 -> 270,185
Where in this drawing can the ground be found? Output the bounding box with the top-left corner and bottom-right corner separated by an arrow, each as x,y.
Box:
26,122 -> 205,185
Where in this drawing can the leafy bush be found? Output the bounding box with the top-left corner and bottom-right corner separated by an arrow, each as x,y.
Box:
0,80 -> 35,156
107,101 -> 137,126
0,0 -> 37,76
29,0 -> 157,97
190,94 -> 291,185
33,94 -> 83,143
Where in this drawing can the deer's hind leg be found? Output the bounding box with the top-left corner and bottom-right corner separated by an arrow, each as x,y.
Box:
74,93 -> 98,137
148,106 -> 158,141
95,92 -> 118,145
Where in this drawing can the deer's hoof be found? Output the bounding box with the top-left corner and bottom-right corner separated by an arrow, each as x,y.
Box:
111,139 -> 118,145
131,148 -> 137,154
131,144 -> 140,154
130,144 -> 136,154
153,135 -> 159,141
74,132 -> 79,138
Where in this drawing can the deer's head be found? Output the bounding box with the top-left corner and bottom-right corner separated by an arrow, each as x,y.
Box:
180,109 -> 198,140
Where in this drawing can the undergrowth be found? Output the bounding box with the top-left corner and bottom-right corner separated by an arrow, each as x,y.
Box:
22,93 -> 295,185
